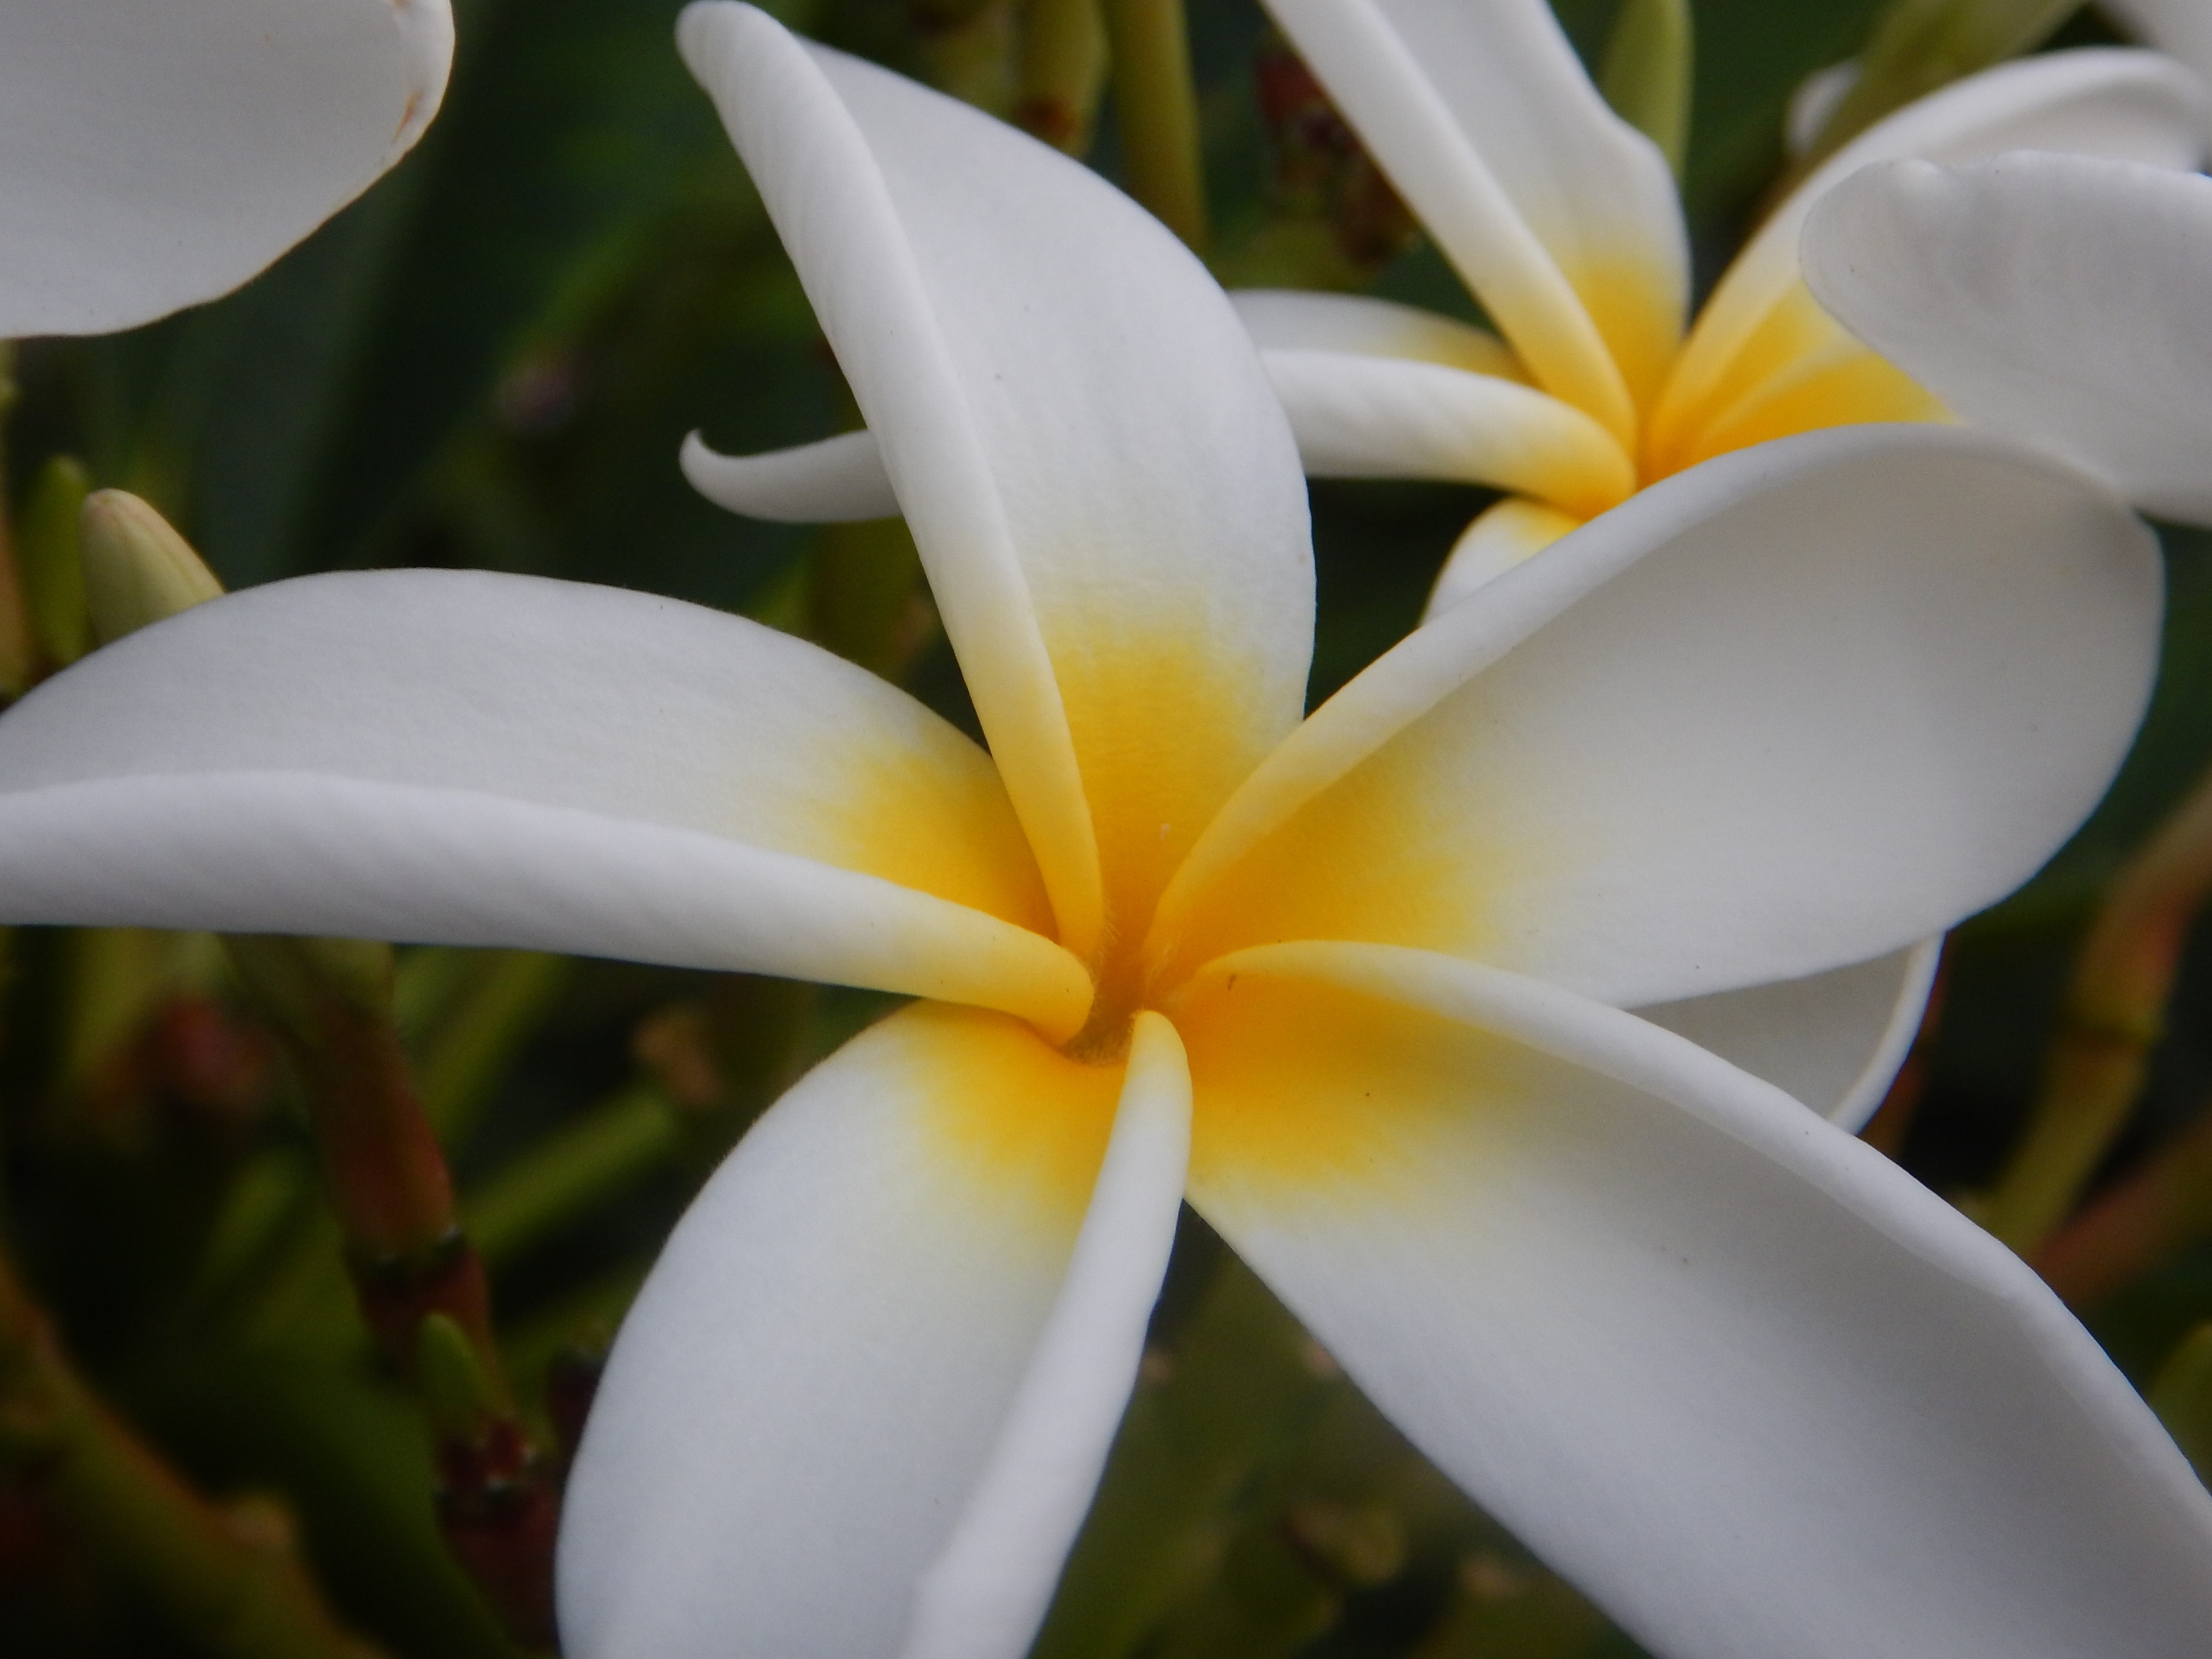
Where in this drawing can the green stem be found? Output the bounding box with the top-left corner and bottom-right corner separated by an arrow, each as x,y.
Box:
0,1245 -> 382,1659
416,951 -> 571,1147
464,1083 -> 686,1272
1984,765 -> 2212,1253
1016,0 -> 1109,152
1598,0 -> 1693,179
1102,0 -> 1209,251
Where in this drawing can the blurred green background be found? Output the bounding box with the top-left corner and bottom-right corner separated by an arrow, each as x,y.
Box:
8,2 -> 2212,1655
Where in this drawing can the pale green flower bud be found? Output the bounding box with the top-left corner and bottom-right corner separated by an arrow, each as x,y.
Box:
80,489 -> 223,646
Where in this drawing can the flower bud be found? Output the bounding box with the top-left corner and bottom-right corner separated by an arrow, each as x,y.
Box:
80,489 -> 223,647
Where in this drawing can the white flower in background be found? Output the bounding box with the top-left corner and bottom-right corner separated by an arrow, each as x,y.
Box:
1805,147 -> 2212,523
0,0 -> 454,338
684,0 -> 2212,1137
0,5 -> 2204,1657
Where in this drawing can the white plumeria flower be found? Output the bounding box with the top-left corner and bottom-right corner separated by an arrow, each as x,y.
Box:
0,4 -> 2205,1655
0,0 -> 453,338
682,0 -> 2212,1140
1805,147 -> 2212,523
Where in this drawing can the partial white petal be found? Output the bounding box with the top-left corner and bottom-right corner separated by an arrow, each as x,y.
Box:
1663,48 -> 2210,446
1262,350 -> 1632,516
1230,289 -> 1520,379
1180,943 -> 2212,1659
1785,60 -> 1860,158
900,1013 -> 1189,1659
1161,428 -> 2157,1009
682,4 -> 1313,958
1635,938 -> 1941,1130
1421,498 -> 1583,621
0,570 -> 1089,1034
0,0 -> 454,337
1805,152 -> 2212,524
559,1003 -> 1129,1659
2108,0 -> 2212,83
681,429 -> 897,523
1258,0 -> 1650,437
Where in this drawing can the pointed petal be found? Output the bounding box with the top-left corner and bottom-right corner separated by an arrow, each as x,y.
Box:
558,1003 -> 1127,1659
1261,350 -> 1632,516
681,429 -> 898,523
1159,427 -> 2157,1008
0,570 -> 1089,1035
1422,498 -> 1583,620
1230,290 -> 1520,378
1657,49 -> 2209,462
900,1013 -> 1189,1659
682,3 -> 1313,956
1805,152 -> 2212,524
1635,938 -> 1940,1130
0,0 -> 453,338
1259,0 -> 1674,436
1179,942 -> 2212,1659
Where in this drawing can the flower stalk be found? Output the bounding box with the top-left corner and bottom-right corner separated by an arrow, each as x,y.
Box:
1598,0 -> 1693,178
1016,0 -> 1108,152
1985,765 -> 2212,1254
0,1239 -> 381,1659
1102,0 -> 1209,250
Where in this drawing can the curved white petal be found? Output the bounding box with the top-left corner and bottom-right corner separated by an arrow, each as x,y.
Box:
681,429 -> 897,523
2108,0 -> 2212,83
1230,290 -> 1520,379
1785,61 -> 1861,158
0,0 -> 453,338
1421,498 -> 1583,620
900,1013 -> 1189,1659
0,569 -> 1090,1035
1659,49 -> 2210,455
1159,427 -> 2157,1009
681,4 -> 1313,958
1179,943 -> 2212,1659
1805,152 -> 2212,524
559,1002 -> 1128,1659
1258,0 -> 1663,437
1634,938 -> 1941,1130
1261,350 -> 1632,516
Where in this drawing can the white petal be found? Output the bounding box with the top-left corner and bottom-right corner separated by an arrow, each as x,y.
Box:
1421,498 -> 1583,620
1785,60 -> 1860,158
680,429 -> 897,523
1261,349 -> 1632,516
1258,0 -> 1667,437
1805,152 -> 2212,524
1230,289 -> 1520,379
559,1002 -> 1131,1659
900,1013 -> 1189,1659
2108,0 -> 2212,83
681,3 -> 1313,958
1660,48 -> 2210,451
1179,943 -> 2212,1659
1634,938 -> 1941,1130
0,570 -> 1090,1035
1159,427 -> 2157,1009
0,0 -> 453,338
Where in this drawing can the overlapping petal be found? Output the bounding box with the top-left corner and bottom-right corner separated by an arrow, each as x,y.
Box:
1179,943 -> 2212,1659
0,0 -> 453,337
1805,152 -> 2212,525
1258,0 -> 1682,437
900,1013 -> 1189,1659
1654,49 -> 2210,471
1635,939 -> 1940,1129
680,429 -> 898,523
1230,289 -> 1521,378
557,1003 -> 1127,1659
1258,350 -> 1632,514
2108,0 -> 2212,83
0,570 -> 1090,1035
1156,428 -> 2157,1009
680,2 -> 1312,958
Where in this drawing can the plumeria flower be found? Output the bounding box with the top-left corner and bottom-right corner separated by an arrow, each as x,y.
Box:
1804,147 -> 2212,524
1,0 -> 453,339
0,4 -> 2207,1656
687,1 -> 2211,1144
